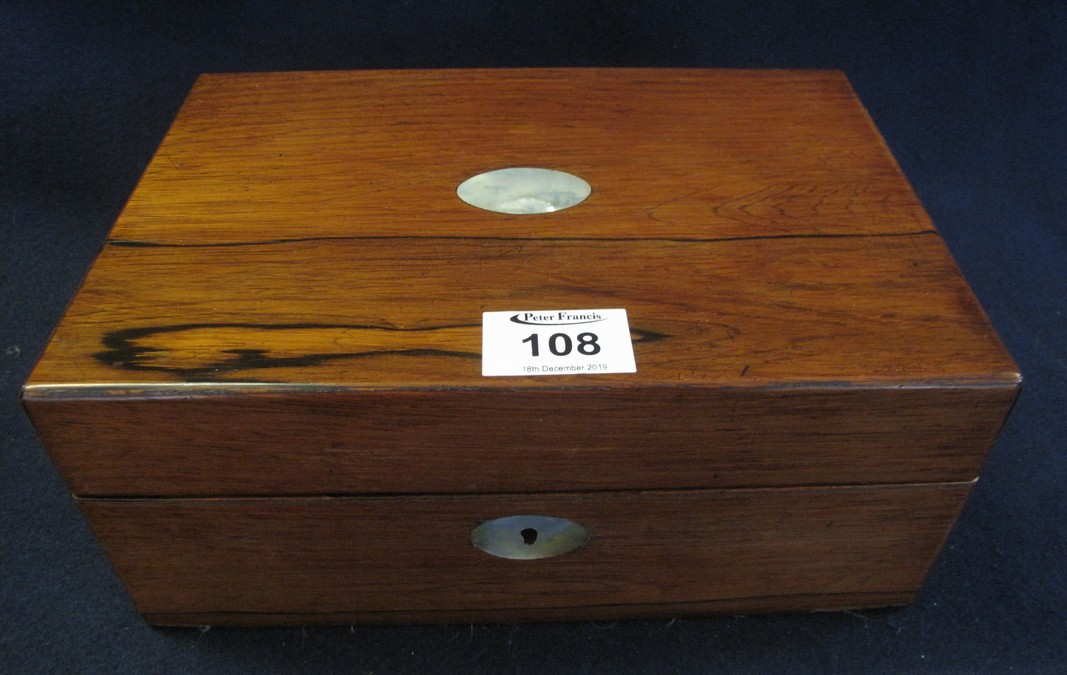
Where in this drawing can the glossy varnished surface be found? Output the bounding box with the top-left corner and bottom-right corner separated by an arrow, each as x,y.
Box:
22,69 -> 1019,493
26,235 -> 1015,389
29,387 -> 1011,496
80,483 -> 970,624
24,69 -> 1017,393
107,69 -> 930,244
21,70 -> 1020,623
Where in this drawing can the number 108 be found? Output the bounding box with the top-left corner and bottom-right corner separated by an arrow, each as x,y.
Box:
521,332 -> 602,357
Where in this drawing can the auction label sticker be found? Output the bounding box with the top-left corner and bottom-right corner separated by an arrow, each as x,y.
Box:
482,309 -> 636,377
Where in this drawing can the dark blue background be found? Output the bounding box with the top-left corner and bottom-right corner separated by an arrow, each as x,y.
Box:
2,2 -> 1064,672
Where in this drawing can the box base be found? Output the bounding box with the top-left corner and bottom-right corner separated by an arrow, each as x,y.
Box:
145,591 -> 916,627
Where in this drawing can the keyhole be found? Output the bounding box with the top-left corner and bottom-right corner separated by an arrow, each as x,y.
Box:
471,515 -> 588,560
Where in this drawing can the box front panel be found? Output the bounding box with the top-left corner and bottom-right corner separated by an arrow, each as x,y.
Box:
80,483 -> 970,624
30,387 -> 1013,497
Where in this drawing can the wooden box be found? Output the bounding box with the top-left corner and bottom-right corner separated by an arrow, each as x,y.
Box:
23,69 -> 1019,626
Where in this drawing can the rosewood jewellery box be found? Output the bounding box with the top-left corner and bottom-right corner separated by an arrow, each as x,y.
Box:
22,69 -> 1020,626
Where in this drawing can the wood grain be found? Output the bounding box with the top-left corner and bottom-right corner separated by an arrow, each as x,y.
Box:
25,69 -> 1017,392
79,483 -> 971,624
26,386 -> 1014,497
25,235 -> 1017,389
106,69 -> 931,245
21,69 -> 1020,622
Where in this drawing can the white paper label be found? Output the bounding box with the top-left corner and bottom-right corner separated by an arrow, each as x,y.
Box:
482,309 -> 636,377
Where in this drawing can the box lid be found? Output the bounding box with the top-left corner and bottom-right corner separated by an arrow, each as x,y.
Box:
23,69 -> 1019,497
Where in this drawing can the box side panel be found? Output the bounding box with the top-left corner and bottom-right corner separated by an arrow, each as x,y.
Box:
78,483 -> 971,624
26,386 -> 1015,497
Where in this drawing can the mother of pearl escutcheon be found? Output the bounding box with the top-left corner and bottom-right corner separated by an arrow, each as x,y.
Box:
470,515 -> 590,560
456,167 -> 592,214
